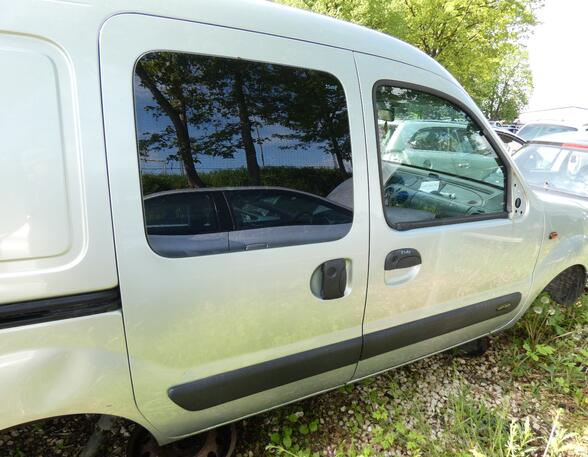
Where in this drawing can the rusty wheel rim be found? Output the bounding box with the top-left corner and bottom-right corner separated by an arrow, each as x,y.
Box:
128,424 -> 237,457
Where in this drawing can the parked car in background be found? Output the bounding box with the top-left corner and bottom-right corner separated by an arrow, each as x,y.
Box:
489,121 -> 518,134
517,121 -> 588,141
514,132 -> 588,200
513,131 -> 588,303
495,129 -> 526,155
145,187 -> 353,257
380,120 -> 503,182
2,0 -> 588,452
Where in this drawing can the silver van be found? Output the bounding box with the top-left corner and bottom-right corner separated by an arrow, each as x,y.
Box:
1,0 -> 586,447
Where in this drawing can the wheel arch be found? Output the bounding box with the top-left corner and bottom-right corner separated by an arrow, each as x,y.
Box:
493,262 -> 587,334
0,312 -> 160,441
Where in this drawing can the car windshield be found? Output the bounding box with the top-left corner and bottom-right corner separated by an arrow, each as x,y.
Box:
517,124 -> 577,141
514,143 -> 588,198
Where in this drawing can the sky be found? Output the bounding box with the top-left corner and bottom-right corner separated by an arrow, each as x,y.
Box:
526,0 -> 588,111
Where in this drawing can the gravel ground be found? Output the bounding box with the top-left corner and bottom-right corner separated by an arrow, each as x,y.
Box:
0,415 -> 133,457
234,334 -> 587,456
1,332 -> 586,457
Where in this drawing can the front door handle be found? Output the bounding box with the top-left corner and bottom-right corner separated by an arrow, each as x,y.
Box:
385,249 -> 421,271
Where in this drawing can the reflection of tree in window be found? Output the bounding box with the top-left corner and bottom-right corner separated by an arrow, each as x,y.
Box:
134,53 -> 352,191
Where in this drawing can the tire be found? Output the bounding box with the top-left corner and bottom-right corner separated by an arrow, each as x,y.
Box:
453,336 -> 489,357
544,265 -> 586,306
127,424 -> 237,457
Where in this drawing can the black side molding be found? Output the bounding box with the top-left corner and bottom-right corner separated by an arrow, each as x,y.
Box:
168,337 -> 362,411
360,292 -> 521,360
168,292 -> 521,411
0,288 -> 121,330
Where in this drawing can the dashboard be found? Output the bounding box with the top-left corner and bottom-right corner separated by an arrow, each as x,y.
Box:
382,162 -> 505,221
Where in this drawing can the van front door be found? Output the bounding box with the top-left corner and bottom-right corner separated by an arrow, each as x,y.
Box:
100,14 -> 369,437
354,53 -> 543,380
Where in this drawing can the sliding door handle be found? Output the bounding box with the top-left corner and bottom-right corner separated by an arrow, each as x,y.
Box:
320,258 -> 347,300
385,249 -> 421,271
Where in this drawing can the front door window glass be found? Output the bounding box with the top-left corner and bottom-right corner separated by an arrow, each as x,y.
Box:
376,85 -> 507,228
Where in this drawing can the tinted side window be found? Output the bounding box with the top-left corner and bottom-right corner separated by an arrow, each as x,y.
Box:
144,192 -> 218,236
134,52 -> 353,257
375,85 -> 506,228
226,189 -> 352,230
543,125 -> 577,135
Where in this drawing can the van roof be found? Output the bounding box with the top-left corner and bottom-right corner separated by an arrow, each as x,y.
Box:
24,0 -> 456,85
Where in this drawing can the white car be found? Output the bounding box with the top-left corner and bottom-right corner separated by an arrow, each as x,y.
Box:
514,132 -> 588,198
517,121 -> 588,141
513,131 -> 588,303
0,0 -> 586,452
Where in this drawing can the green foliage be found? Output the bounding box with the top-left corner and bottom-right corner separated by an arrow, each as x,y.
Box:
137,52 -> 353,188
481,50 -> 534,122
449,391 -> 537,456
141,166 -> 348,197
141,173 -> 189,195
265,408 -> 322,456
509,292 -> 588,406
279,0 -> 542,120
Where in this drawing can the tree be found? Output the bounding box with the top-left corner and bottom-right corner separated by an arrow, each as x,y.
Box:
137,53 -> 356,186
196,58 -> 273,186
136,54 -> 267,187
272,68 -> 352,177
482,49 -> 533,122
136,54 -> 208,188
279,0 -> 541,119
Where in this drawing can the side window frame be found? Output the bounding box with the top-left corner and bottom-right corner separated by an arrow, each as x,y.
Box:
132,50 -> 356,258
372,80 -> 512,231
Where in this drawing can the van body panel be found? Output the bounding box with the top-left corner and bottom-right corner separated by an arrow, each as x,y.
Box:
0,29 -> 118,304
0,44 -> 71,263
99,13 -> 370,437
0,312 -> 146,433
0,0 -> 585,446
352,52 -> 545,379
495,189 -> 588,332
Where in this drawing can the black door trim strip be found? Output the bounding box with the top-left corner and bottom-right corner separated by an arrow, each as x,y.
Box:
168,337 -> 363,411
0,288 -> 121,330
360,292 -> 522,360
168,292 -> 521,411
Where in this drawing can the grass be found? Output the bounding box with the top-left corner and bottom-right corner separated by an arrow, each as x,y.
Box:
235,292 -> 588,457
140,166 -> 348,197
